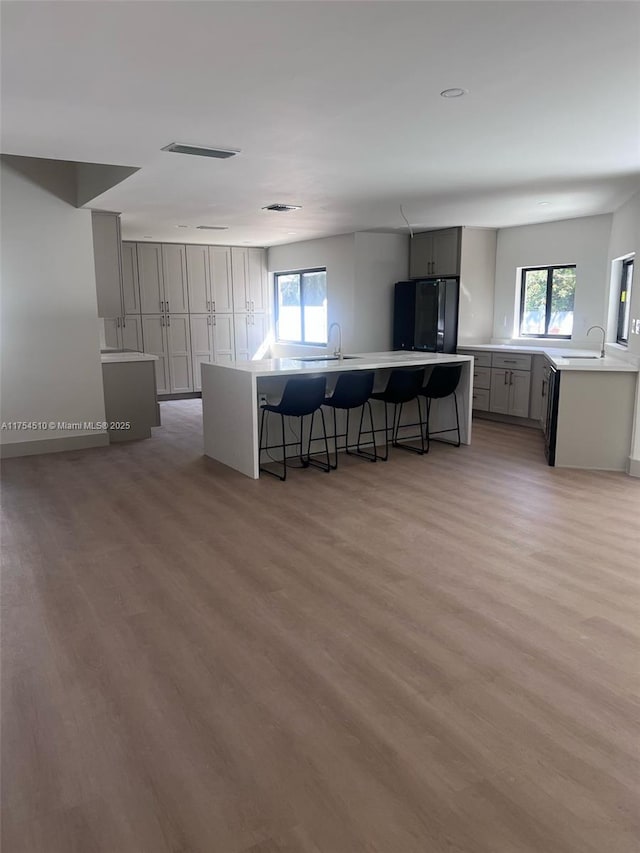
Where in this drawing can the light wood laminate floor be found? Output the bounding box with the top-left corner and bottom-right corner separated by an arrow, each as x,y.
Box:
2,400 -> 639,853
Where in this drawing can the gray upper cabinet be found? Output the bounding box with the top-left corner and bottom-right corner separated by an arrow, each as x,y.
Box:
231,247 -> 267,313
210,246 -> 233,313
137,243 -> 165,313
92,211 -> 123,318
186,245 -> 210,314
231,247 -> 250,312
409,228 -> 461,278
162,244 -> 189,314
186,245 -> 233,314
121,242 -> 141,315
247,248 -> 267,312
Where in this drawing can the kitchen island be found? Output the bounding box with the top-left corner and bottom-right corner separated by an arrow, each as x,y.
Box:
202,352 -> 473,478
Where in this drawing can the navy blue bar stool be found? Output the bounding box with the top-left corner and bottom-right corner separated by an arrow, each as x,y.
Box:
259,376 -> 330,481
370,368 -> 426,459
322,371 -> 376,469
418,364 -> 463,450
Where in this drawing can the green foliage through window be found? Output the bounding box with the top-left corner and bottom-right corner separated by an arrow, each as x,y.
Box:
519,265 -> 576,338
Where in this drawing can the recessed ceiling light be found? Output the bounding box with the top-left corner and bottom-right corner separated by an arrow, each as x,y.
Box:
440,88 -> 468,98
162,142 -> 240,159
262,203 -> 302,212
538,201 -> 552,206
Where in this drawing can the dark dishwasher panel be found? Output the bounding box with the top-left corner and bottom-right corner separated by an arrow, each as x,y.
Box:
543,362 -> 560,466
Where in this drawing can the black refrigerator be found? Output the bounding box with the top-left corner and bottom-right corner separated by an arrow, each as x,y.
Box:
393,277 -> 459,353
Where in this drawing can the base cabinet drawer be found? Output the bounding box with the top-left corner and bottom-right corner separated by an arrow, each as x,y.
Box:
458,349 -> 492,368
492,353 -> 532,371
473,365 -> 491,390
472,388 -> 490,411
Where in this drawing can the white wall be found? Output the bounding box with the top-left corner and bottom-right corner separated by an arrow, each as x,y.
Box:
267,231 -> 407,357
604,191 -> 640,473
0,156 -> 107,452
458,227 -> 496,344
606,190 -> 640,355
492,214 -> 613,346
352,232 -> 408,352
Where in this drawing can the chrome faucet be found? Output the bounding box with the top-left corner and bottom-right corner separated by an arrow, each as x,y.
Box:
328,322 -> 343,359
587,325 -> 606,358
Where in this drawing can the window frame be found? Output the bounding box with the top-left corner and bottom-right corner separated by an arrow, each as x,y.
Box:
518,264 -> 576,339
616,258 -> 634,346
274,267 -> 328,346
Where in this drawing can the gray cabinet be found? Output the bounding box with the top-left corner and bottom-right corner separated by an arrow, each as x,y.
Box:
165,313 -> 192,393
409,228 -> 461,278
141,315 -> 170,394
104,315 -> 144,352
186,245 -> 210,314
231,247 -> 267,313
121,242 -> 141,315
92,211 -> 123,319
234,312 -> 269,361
190,313 -> 235,391
489,368 -> 531,417
186,245 -> 233,314
140,313 -> 192,394
137,243 -> 165,313
210,246 -> 233,313
461,348 -> 536,419
162,244 -> 189,314
135,241 -> 271,390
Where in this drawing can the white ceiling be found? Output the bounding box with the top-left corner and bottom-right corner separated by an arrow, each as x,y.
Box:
2,1 -> 639,246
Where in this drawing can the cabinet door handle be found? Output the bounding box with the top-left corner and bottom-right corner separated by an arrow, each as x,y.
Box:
541,379 -> 547,397
166,300 -> 169,313
509,371 -> 513,386
251,300 -> 255,311
213,316 -> 216,327
207,315 -> 211,326
503,359 -> 517,364
504,371 -> 508,385
207,300 -> 210,312
212,300 -> 216,312
161,316 -> 164,327
122,317 -> 126,328
167,315 -> 171,327
246,300 -> 250,311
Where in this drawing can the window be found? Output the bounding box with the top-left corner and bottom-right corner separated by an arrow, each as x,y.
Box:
519,265 -> 576,338
616,258 -> 634,345
275,268 -> 327,345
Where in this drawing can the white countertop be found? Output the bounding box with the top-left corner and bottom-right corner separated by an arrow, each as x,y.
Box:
545,354 -> 638,372
101,351 -> 158,364
458,343 -> 638,373
205,351 -> 471,378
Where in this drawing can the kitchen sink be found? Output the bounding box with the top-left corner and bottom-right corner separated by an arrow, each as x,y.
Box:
293,355 -> 360,362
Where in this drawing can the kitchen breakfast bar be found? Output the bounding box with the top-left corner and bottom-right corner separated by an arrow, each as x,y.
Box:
202,352 -> 473,478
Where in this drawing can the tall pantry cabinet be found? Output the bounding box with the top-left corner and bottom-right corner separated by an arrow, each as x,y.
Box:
123,241 -> 269,394
186,245 -> 235,392
137,243 -> 193,394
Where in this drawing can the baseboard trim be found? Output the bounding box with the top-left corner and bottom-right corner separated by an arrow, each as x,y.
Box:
628,457 -> 640,478
1,433 -> 109,459
158,392 -> 202,401
472,411 -> 542,431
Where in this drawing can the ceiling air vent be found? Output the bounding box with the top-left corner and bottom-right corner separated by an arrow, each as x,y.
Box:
262,203 -> 302,212
196,225 -> 229,231
161,142 -> 240,159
